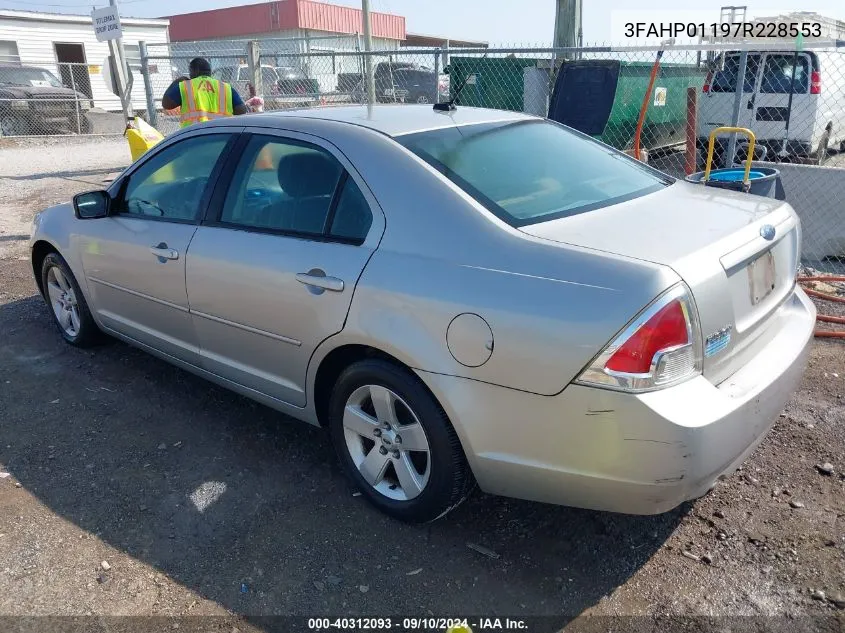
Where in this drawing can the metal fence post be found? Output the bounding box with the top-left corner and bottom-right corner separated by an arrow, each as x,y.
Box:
433,48 -> 441,103
139,41 -> 158,128
725,50 -> 747,168
67,63 -> 82,134
247,40 -> 262,97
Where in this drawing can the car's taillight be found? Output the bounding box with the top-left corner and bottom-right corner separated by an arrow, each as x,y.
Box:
810,70 -> 821,94
575,284 -> 702,393
703,70 -> 713,93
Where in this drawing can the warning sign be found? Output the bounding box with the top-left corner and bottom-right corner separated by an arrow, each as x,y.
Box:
653,86 -> 667,107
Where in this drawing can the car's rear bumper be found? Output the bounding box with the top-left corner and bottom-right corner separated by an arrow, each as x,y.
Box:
418,287 -> 815,514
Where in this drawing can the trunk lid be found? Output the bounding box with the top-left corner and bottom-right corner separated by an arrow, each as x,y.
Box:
520,181 -> 800,384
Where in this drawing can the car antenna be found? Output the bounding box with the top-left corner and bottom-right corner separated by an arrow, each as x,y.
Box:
434,52 -> 488,112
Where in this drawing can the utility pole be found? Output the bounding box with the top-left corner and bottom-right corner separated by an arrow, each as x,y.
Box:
553,0 -> 582,60
361,0 -> 376,105
108,0 -> 133,120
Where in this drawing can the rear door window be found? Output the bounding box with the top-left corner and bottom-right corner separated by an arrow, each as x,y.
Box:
711,54 -> 761,93
760,54 -> 809,93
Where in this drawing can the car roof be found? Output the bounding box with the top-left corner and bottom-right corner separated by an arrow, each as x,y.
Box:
237,105 -> 535,137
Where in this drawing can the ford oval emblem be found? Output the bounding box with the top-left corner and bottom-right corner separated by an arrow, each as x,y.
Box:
760,224 -> 776,241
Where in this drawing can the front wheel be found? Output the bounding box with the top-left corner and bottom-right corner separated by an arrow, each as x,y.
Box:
0,115 -> 27,137
41,252 -> 102,347
328,359 -> 475,522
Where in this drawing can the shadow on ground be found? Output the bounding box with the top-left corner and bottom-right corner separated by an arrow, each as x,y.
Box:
0,292 -> 685,628
3,166 -> 125,183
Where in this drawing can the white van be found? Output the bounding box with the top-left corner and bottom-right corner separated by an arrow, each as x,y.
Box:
697,50 -> 845,167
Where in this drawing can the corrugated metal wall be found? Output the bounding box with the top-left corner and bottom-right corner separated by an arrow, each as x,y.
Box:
168,0 -> 405,43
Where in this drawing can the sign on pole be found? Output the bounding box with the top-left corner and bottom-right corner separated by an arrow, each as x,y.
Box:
91,5 -> 123,42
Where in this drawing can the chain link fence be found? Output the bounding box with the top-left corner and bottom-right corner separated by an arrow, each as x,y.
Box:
143,39 -> 845,270
2,37 -> 843,271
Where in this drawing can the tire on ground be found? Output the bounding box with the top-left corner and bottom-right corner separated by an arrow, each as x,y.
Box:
328,358 -> 475,523
40,251 -> 102,347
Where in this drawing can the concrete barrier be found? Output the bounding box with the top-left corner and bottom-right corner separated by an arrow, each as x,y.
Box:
753,161 -> 845,261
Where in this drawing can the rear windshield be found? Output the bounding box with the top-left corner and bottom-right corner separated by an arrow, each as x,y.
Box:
760,54 -> 809,93
397,120 -> 670,227
711,53 -> 812,94
710,54 -> 761,93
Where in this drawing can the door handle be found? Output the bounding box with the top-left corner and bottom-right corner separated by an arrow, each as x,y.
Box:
296,272 -> 344,292
150,244 -> 179,260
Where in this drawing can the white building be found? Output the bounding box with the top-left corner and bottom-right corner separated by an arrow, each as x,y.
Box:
0,9 -> 170,111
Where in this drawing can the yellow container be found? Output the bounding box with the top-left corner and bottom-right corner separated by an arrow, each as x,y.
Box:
125,116 -> 164,162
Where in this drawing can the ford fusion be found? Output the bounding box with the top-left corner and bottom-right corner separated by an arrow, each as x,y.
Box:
29,105 -> 815,522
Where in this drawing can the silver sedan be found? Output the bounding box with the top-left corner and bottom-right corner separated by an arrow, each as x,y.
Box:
29,105 -> 816,522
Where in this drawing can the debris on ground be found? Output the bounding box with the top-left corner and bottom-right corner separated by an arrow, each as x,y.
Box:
682,551 -> 700,562
406,568 -> 423,576
100,561 -> 111,571
790,500 -> 806,509
816,462 -> 834,476
466,542 -> 500,560
0,472 -> 10,479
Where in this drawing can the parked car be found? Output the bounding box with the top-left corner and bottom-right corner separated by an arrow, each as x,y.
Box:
30,106 -> 814,523
275,66 -> 320,99
697,49 -> 845,167
212,64 -> 313,109
352,69 -> 449,104
346,62 -> 433,98
0,65 -> 92,136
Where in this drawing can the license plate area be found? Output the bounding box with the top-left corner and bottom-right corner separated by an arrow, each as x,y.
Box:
748,250 -> 776,306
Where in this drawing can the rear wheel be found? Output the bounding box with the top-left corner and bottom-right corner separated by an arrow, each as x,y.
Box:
328,359 -> 474,522
41,252 -> 101,347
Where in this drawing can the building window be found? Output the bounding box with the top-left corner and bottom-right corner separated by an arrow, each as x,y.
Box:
0,41 -> 20,65
124,43 -> 141,71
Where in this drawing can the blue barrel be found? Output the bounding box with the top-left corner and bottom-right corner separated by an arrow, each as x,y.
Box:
685,166 -> 785,200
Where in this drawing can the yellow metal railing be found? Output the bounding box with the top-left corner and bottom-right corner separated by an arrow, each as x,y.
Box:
704,126 -> 756,185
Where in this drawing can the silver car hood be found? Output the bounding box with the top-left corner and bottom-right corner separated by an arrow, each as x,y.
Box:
519,181 -> 790,268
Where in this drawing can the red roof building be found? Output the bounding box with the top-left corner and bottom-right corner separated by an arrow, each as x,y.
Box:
168,0 -> 406,42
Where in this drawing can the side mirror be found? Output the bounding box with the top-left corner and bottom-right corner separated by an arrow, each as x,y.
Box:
73,190 -> 111,219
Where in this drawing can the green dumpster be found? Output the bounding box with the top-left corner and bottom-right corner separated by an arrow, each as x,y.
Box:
548,60 -> 707,151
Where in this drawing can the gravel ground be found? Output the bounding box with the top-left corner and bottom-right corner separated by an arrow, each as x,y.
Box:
1,139 -> 844,633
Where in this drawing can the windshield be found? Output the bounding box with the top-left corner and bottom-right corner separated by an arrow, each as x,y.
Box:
397,120 -> 670,227
0,67 -> 63,88
277,67 -> 305,78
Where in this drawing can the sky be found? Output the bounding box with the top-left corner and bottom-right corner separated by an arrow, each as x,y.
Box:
3,0 -> 845,45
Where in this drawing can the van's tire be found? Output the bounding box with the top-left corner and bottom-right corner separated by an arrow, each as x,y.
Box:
328,359 -> 475,523
816,126 -> 832,165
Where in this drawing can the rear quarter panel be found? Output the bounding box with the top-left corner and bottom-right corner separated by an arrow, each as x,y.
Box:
297,118 -> 680,396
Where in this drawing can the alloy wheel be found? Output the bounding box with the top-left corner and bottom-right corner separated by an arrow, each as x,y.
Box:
342,384 -> 431,501
46,265 -> 81,338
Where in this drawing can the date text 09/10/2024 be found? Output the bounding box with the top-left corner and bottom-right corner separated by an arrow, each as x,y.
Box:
624,22 -> 823,39
307,617 -> 529,631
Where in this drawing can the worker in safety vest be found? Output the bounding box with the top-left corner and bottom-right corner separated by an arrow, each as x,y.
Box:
161,57 -> 248,127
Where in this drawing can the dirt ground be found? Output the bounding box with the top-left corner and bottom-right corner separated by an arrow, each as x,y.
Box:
1,138 -> 844,633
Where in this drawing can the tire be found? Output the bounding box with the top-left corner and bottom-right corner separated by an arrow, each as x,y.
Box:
41,252 -> 101,347
0,114 -> 27,137
416,95 -> 430,104
328,359 -> 475,523
816,127 -> 832,165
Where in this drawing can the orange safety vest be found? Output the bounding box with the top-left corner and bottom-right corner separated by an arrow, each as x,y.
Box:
178,76 -> 234,127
